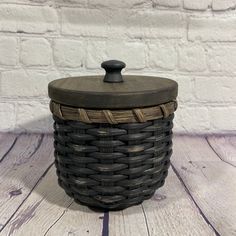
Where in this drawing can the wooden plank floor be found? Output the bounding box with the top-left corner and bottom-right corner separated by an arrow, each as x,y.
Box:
0,133 -> 235,236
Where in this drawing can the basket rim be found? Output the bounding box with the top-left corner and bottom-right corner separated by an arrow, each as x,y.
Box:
50,100 -> 177,124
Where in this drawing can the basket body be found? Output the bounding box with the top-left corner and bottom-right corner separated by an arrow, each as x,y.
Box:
53,113 -> 174,210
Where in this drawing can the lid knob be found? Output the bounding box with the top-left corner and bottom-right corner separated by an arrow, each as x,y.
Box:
101,60 -> 126,83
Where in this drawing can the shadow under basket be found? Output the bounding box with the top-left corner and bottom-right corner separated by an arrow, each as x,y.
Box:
52,112 -> 174,210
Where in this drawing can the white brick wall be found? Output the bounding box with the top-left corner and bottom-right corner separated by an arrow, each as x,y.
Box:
53,39 -> 84,68
148,41 -> 177,70
184,0 -> 211,10
0,5 -> 58,34
0,37 -> 18,66
0,0 -> 235,134
21,38 -> 52,66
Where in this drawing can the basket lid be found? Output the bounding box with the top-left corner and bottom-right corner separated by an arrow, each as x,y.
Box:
48,60 -> 178,109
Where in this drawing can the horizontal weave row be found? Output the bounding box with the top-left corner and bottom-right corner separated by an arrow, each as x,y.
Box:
53,114 -> 174,210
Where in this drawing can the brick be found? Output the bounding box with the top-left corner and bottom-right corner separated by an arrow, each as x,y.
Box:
61,8 -> 109,37
62,8 -> 185,39
153,0 -> 181,7
149,41 -> 177,70
188,17 -> 236,42
0,5 -> 58,34
173,76 -> 194,103
15,101 -> 53,133
55,0 -> 86,6
88,0 -> 146,8
86,40 -> 146,69
178,44 -> 206,72
212,0 -> 236,10
106,41 -> 146,69
21,38 -> 52,66
108,10 -> 131,39
86,41 -> 106,69
0,0 -> 51,4
195,77 -> 236,102
53,39 -> 84,68
128,11 -> 185,39
30,0 -> 51,2
207,45 -> 236,73
61,71 -> 85,77
174,107 -> 210,133
1,69 -> 60,96
209,107 -> 236,131
0,37 -> 18,66
0,103 -> 15,131
184,0 -> 211,10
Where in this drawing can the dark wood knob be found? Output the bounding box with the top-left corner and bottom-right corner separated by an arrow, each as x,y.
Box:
101,60 -> 126,83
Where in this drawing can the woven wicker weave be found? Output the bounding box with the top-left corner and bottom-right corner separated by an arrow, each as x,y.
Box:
53,108 -> 174,210
49,60 -> 178,210
50,100 -> 177,124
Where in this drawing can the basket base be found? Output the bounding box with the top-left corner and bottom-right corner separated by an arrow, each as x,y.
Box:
57,169 -> 167,210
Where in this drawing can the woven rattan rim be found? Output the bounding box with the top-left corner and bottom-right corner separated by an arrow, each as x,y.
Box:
50,100 -> 177,124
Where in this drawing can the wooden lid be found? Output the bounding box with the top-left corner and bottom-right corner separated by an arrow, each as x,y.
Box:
48,60 -> 178,109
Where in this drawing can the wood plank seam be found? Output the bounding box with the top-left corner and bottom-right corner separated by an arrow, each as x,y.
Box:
0,134 -> 104,235
172,136 -> 236,235
8,198 -> 45,236
141,204 -> 150,236
27,134 -> 44,159
0,158 -> 54,233
102,211 -> 109,236
109,164 -> 217,236
43,201 -> 74,236
206,137 -> 236,168
0,134 -> 18,163
170,163 -> 221,236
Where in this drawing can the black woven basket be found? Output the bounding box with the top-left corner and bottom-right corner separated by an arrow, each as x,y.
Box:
49,60 -> 178,210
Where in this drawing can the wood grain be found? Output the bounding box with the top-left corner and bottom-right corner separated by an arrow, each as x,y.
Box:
207,135 -> 236,167
0,134 -> 54,232
172,135 -> 236,236
109,205 -> 149,236
142,167 -> 215,236
109,166 -> 215,236
0,133 -> 17,162
1,167 -> 103,236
